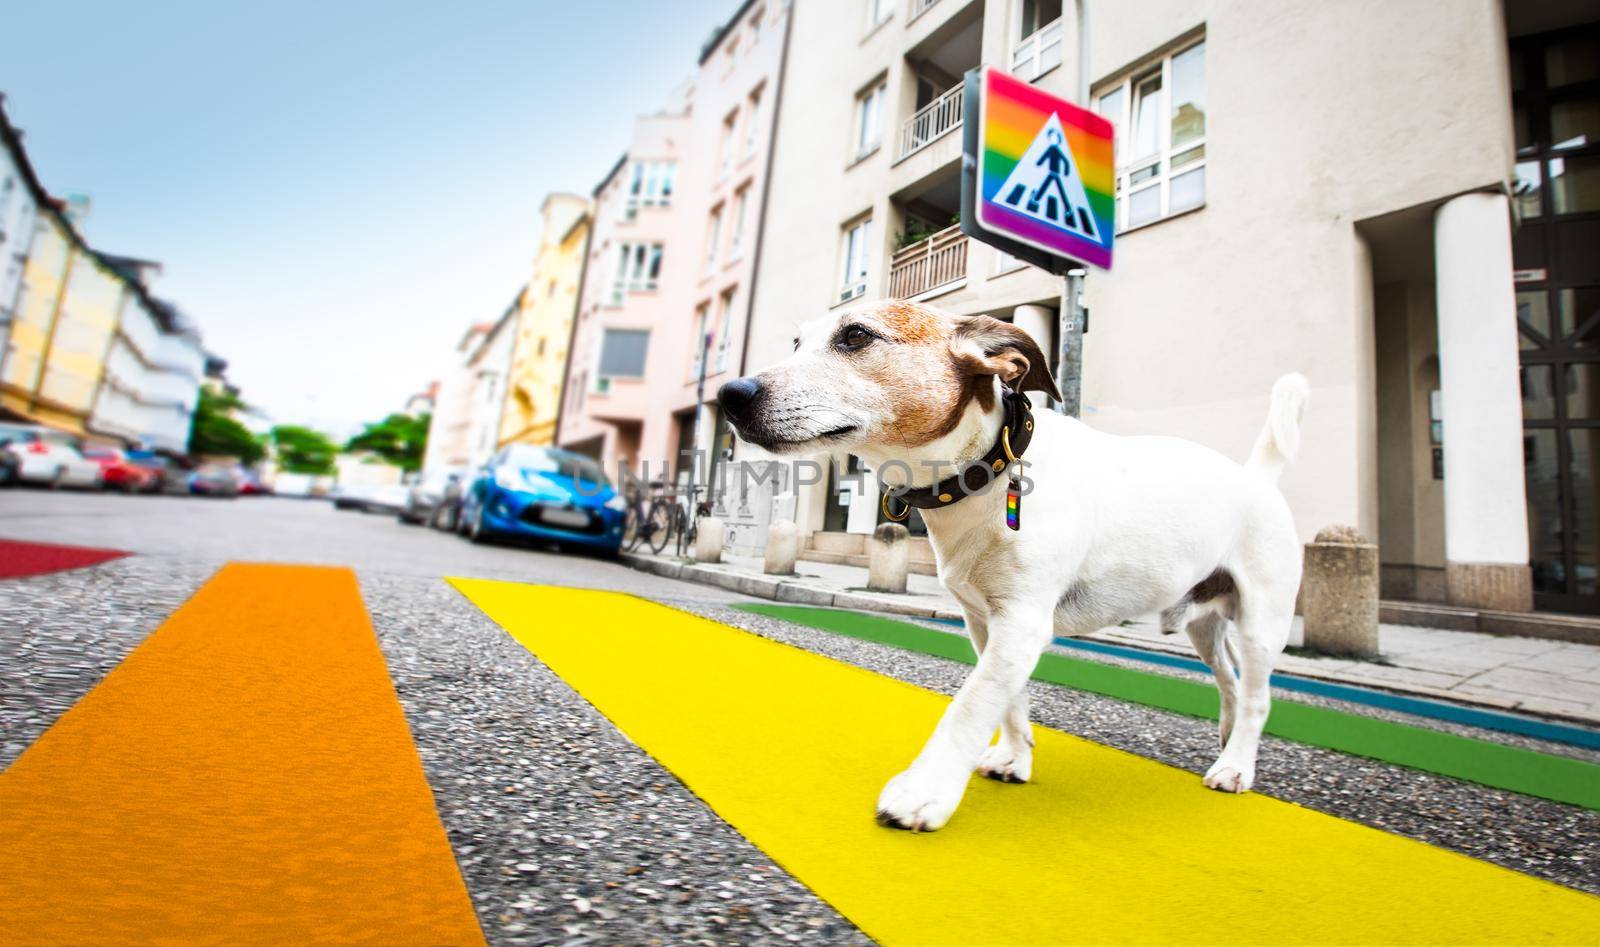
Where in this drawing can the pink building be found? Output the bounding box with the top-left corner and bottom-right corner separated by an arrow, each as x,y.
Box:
559,0 -> 789,492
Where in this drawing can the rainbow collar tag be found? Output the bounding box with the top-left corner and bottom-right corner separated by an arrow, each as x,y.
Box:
1005,481 -> 1021,531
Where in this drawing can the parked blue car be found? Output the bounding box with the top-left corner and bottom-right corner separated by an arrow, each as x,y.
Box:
458,445 -> 625,553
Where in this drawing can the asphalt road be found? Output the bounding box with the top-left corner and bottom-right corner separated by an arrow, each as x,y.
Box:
2,490 -> 1598,945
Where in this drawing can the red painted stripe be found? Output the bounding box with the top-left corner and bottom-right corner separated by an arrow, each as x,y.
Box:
0,539 -> 129,579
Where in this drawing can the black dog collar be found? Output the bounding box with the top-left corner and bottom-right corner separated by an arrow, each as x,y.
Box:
881,388 -> 1034,519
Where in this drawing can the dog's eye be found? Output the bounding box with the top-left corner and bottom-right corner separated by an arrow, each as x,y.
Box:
838,325 -> 873,351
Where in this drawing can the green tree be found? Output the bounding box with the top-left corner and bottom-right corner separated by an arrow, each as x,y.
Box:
188,386 -> 264,464
269,425 -> 339,475
344,412 -> 430,472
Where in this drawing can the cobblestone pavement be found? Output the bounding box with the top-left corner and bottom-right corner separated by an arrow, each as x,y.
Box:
2,490 -> 1597,945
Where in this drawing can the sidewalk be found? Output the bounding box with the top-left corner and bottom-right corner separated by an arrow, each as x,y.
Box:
623,549 -> 1600,726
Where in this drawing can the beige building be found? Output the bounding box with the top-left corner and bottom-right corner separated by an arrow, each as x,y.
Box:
742,0 -> 1598,614
500,194 -> 590,447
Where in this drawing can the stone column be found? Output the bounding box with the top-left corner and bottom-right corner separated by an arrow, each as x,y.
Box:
694,516 -> 724,564
1012,304 -> 1057,411
867,523 -> 910,593
1301,525 -> 1380,657
1433,192 -> 1533,612
764,519 -> 798,575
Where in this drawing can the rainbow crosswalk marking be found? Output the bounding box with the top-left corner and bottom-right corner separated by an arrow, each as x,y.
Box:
452,579 -> 1600,946
0,564 -> 485,945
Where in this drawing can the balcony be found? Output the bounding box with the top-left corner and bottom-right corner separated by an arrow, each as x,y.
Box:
907,0 -> 941,24
897,83 -> 963,161
888,224 -> 967,299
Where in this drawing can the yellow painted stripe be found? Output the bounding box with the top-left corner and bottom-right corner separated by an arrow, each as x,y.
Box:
452,579 -> 1600,946
0,564 -> 484,946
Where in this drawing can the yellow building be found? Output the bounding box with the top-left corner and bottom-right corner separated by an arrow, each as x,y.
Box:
498,193 -> 590,447
0,209 -> 127,435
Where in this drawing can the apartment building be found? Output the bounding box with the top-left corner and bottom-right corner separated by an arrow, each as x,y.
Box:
743,0 -> 1598,615
500,193 -> 590,448
559,0 -> 790,493
0,98 -> 205,452
88,261 -> 206,454
422,321 -> 497,473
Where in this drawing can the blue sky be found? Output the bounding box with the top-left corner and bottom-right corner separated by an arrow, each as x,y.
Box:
1,0 -> 731,436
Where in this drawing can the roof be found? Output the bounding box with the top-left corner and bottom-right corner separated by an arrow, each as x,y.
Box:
1,95 -> 203,345
592,153 -> 628,198
698,0 -> 761,65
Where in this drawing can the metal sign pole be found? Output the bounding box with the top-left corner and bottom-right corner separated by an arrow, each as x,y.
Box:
1057,0 -> 1092,418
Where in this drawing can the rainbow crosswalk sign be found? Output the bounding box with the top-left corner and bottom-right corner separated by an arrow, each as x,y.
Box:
964,66 -> 1114,271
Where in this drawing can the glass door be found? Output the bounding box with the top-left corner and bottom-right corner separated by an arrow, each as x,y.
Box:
1513,21 -> 1600,612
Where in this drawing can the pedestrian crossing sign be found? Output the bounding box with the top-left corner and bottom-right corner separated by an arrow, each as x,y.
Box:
968,67 -> 1114,270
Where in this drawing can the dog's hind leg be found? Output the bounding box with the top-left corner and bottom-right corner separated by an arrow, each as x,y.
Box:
1183,612 -> 1237,748
1203,595 -> 1291,794
951,590 -> 1033,784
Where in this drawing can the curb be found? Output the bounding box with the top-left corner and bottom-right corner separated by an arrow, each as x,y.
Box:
621,552 -> 964,622
622,552 -> 1600,731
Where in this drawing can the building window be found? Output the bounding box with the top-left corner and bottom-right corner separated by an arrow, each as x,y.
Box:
728,186 -> 750,261
854,81 -> 887,160
748,6 -> 764,46
714,287 -> 736,373
745,84 -> 765,157
691,303 -> 711,378
720,110 -> 739,179
705,205 -> 724,272
866,0 -> 892,32
610,242 -> 663,303
624,161 -> 675,219
598,328 -> 650,380
839,215 -> 873,303
994,248 -> 1026,276
1096,38 -> 1206,231
1011,0 -> 1063,80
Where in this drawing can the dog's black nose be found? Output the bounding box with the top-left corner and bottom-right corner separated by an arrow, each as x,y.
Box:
717,376 -> 762,421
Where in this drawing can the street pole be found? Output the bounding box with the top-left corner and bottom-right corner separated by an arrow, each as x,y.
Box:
685,330 -> 713,521
1057,0 -> 1092,418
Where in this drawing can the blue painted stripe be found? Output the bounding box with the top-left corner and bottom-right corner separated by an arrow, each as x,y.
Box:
925,615 -> 1600,750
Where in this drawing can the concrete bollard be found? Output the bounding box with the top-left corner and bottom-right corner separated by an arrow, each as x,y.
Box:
1301,524 -> 1380,657
764,519 -> 798,575
868,522 -> 910,594
694,516 -> 724,564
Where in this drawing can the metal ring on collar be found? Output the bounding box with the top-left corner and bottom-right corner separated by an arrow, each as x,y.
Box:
881,492 -> 911,521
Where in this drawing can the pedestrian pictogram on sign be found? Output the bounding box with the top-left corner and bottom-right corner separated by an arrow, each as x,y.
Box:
992,113 -> 1102,243
961,66 -> 1114,271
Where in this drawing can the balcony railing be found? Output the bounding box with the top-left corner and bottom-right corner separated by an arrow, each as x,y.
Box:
897,83 -> 963,160
908,0 -> 941,23
888,224 -> 967,299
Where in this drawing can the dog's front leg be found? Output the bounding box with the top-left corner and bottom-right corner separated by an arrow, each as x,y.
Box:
951,592 -> 1035,785
877,601 -> 1053,831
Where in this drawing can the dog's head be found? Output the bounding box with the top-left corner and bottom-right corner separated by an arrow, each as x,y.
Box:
717,300 -> 1059,455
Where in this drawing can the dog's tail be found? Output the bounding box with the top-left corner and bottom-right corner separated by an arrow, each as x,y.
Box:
1246,373 -> 1309,483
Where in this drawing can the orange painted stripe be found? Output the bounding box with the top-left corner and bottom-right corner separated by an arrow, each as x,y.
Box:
0,563 -> 484,946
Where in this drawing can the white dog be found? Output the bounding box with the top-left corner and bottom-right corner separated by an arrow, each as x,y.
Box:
718,300 -> 1308,832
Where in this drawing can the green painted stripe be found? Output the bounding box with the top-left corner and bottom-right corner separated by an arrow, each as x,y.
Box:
735,603 -> 1600,811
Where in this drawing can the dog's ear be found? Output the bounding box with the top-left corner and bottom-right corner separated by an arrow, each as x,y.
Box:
950,315 -> 1062,400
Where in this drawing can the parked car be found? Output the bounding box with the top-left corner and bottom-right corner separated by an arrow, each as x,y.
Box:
458,446 -> 625,553
188,463 -> 241,497
81,446 -> 159,493
399,467 -> 464,526
0,445 -> 17,486
234,467 -> 272,495
124,450 -> 187,494
331,482 -> 409,513
0,423 -> 104,488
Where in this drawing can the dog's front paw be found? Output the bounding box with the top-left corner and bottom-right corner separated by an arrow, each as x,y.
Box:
1203,760 -> 1255,793
875,767 -> 964,832
977,742 -> 1031,784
